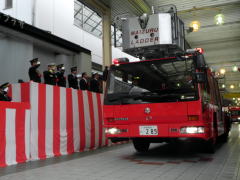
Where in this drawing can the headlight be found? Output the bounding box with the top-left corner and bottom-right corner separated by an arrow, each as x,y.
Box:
180,127 -> 205,134
238,117 -> 240,120
105,128 -> 121,135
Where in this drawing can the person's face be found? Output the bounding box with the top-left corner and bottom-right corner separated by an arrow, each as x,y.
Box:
83,74 -> 87,78
72,70 -> 77,75
32,62 -> 37,66
48,66 -> 56,71
95,74 -> 99,79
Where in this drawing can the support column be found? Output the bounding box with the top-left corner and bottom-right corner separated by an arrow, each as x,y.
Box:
81,0 -> 112,69
102,11 -> 112,68
73,52 -> 92,76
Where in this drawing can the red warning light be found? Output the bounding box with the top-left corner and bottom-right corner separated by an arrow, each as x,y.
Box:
195,48 -> 204,54
113,59 -> 119,65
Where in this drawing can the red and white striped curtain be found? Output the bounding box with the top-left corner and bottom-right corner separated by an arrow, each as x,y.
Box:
9,82 -> 109,162
0,101 -> 30,167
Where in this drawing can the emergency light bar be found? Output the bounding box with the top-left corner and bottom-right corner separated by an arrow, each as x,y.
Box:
186,48 -> 204,54
113,58 -> 130,65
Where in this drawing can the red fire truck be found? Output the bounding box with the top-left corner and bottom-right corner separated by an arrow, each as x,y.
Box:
104,6 -> 230,153
229,107 -> 240,122
104,51 -> 230,153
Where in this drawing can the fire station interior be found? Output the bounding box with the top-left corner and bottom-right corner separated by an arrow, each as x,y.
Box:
0,0 -> 240,180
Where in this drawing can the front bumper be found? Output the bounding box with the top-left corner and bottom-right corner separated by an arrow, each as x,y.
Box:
231,117 -> 240,122
104,123 -> 210,140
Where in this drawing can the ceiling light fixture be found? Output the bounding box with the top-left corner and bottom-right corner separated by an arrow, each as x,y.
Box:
232,66 -> 238,72
222,84 -> 225,88
219,68 -> 226,75
190,21 -> 200,32
215,14 -> 224,25
230,85 -> 235,89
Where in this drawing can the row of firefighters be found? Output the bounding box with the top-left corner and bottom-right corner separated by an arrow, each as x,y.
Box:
28,58 -> 108,93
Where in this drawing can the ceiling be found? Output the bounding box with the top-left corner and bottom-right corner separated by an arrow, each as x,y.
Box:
94,0 -> 240,94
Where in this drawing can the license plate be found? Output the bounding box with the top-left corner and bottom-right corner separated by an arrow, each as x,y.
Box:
139,126 -> 158,135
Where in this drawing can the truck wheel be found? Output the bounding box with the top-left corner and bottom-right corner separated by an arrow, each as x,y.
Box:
220,133 -> 229,143
132,139 -> 150,153
205,139 -> 215,154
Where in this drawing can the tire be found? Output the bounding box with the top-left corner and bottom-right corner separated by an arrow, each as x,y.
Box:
132,139 -> 150,153
220,133 -> 229,143
205,119 -> 217,153
205,139 -> 215,154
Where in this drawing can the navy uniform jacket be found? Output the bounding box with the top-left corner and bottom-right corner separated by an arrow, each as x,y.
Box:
68,74 -> 79,89
28,66 -> 41,83
80,78 -> 88,90
0,92 -> 11,101
90,79 -> 100,93
44,71 -> 57,85
56,72 -> 66,87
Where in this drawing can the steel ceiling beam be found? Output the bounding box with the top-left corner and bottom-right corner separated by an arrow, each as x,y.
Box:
84,11 -> 95,24
177,1 -> 240,14
74,6 -> 83,17
127,0 -> 151,14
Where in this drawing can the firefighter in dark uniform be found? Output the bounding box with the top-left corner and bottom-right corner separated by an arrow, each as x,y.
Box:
0,83 -> 11,101
80,72 -> 88,90
56,64 -> 66,87
43,63 -> 57,85
68,66 -> 79,89
90,73 -> 100,93
28,58 -> 41,83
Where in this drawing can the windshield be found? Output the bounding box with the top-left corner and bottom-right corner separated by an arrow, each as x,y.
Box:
231,110 -> 240,116
105,58 -> 199,105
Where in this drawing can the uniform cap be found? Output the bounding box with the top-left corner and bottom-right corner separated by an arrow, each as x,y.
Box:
0,82 -> 10,89
57,64 -> 63,68
48,63 -> 56,67
29,58 -> 39,64
71,66 -> 77,72
57,64 -> 65,70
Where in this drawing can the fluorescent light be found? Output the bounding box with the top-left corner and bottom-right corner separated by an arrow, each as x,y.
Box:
220,68 -> 226,75
230,85 -> 235,89
215,14 -> 224,25
233,66 -> 238,72
190,21 -> 200,32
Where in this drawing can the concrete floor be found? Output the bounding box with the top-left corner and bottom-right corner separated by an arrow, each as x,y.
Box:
1,124 -> 240,180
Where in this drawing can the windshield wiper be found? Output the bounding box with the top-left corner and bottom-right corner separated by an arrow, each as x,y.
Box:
153,88 -> 195,94
107,93 -> 139,102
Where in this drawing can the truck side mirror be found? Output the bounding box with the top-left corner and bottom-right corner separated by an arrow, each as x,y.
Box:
193,72 -> 206,83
